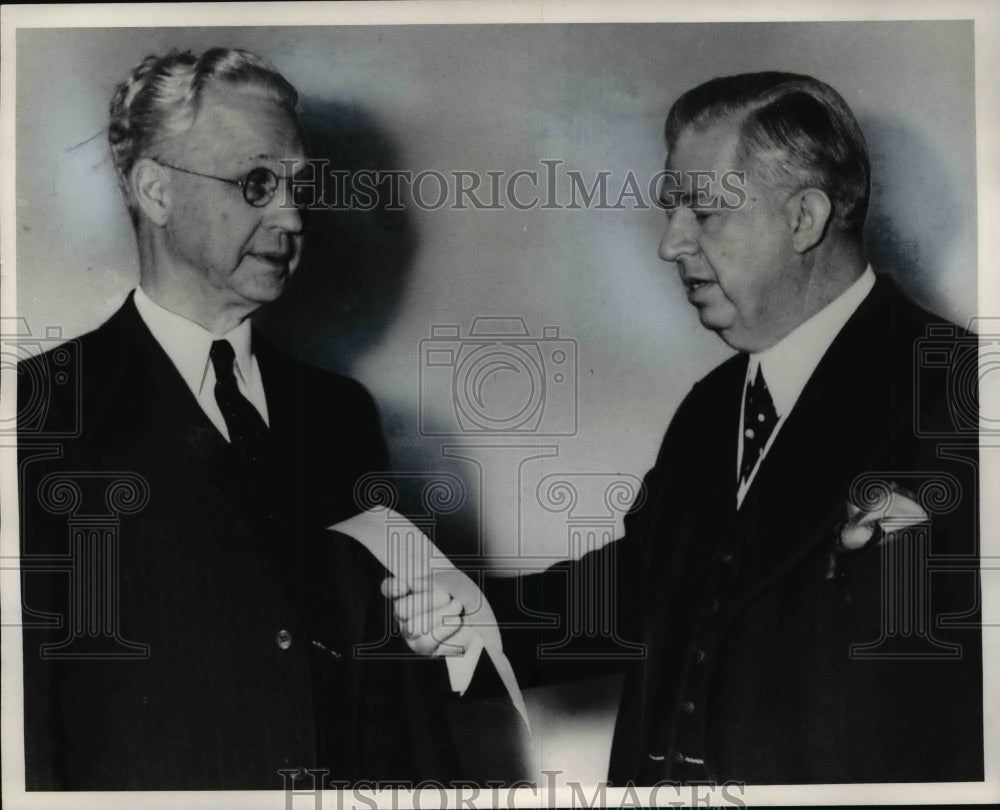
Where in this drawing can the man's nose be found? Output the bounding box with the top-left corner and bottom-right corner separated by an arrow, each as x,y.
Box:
263,184 -> 304,233
658,209 -> 698,262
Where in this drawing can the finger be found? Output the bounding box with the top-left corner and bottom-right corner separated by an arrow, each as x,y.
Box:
407,632 -> 449,656
400,599 -> 463,638
431,624 -> 476,658
404,624 -> 462,657
381,576 -> 411,599
393,587 -> 453,621
408,620 -> 466,657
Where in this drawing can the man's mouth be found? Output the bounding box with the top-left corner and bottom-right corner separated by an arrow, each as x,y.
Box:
683,278 -> 715,294
249,252 -> 293,268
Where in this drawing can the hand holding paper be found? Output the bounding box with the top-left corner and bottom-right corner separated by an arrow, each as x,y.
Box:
380,574 -> 471,657
328,508 -> 529,729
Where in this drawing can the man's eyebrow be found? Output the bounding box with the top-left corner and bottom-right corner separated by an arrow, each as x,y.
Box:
242,152 -> 306,165
237,152 -> 278,164
242,153 -> 311,177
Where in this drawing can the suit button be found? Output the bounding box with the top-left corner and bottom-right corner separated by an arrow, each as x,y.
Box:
275,629 -> 293,650
707,597 -> 721,614
719,549 -> 734,564
692,648 -> 708,664
682,700 -> 696,715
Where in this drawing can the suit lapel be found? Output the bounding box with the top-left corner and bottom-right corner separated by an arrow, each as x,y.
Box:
87,294 -> 230,454
640,356 -> 744,700
253,338 -> 307,482
253,337 -> 296,435
730,277 -> 899,596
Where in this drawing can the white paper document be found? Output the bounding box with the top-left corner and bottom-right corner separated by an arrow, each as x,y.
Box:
329,508 -> 530,730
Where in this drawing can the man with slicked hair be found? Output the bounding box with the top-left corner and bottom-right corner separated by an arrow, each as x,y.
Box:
397,72 -> 983,784
19,47 -> 456,790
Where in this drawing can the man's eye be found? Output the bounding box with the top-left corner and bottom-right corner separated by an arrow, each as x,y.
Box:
290,180 -> 313,207
693,210 -> 716,224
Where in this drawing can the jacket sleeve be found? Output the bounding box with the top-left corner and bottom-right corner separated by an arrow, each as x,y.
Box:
480,383 -> 708,690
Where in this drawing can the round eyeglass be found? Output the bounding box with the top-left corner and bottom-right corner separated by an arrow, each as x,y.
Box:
152,159 -> 304,208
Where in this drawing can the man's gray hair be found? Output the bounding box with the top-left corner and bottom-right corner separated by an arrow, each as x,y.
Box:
665,72 -> 870,235
108,47 -> 298,218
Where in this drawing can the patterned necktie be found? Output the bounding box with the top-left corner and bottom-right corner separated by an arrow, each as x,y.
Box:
209,340 -> 268,458
739,365 -> 779,486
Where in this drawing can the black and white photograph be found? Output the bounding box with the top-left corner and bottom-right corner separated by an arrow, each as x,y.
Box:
1,2 -> 997,808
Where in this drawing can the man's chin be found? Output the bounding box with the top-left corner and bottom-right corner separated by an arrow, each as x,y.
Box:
257,284 -> 289,305
696,306 -> 734,334
240,274 -> 291,307
696,311 -> 753,351
712,325 -> 766,353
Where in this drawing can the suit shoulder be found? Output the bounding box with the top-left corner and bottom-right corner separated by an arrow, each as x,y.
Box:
649,353 -> 744,470
696,351 -> 746,388
17,315 -> 121,380
307,363 -> 378,407
676,351 -> 746,413
16,314 -> 127,436
873,273 -> 966,340
259,347 -> 379,411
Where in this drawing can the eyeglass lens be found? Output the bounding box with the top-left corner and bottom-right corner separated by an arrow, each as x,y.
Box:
243,167 -> 279,207
243,167 -> 312,209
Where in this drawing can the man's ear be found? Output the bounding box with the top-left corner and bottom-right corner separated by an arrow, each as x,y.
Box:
131,159 -> 171,226
786,188 -> 832,253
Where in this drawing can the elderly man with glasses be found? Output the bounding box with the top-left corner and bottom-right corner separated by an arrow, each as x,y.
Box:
18,47 -> 457,791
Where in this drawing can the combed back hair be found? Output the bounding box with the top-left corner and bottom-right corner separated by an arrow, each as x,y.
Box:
664,72 -> 870,235
108,47 -> 298,218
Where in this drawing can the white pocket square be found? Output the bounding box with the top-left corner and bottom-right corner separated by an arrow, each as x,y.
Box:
838,482 -> 929,551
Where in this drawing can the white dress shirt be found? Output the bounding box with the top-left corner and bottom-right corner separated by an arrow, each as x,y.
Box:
736,266 -> 876,508
133,286 -> 270,442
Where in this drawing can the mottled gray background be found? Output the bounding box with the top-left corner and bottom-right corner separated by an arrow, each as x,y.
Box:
15,22 -> 977,782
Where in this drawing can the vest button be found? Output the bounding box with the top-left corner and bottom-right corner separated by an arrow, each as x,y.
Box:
275,629 -> 293,650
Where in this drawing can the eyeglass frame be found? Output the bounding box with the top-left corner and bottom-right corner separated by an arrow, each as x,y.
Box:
150,158 -> 305,209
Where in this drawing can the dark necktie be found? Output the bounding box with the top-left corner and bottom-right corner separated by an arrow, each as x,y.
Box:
739,365 -> 779,486
209,339 -> 268,458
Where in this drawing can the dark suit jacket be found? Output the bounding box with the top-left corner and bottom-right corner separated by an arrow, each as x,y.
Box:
490,276 -> 982,784
19,293 -> 458,790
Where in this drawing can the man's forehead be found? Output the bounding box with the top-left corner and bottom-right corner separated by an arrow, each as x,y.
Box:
659,119 -> 752,209
664,119 -> 742,177
180,84 -> 305,165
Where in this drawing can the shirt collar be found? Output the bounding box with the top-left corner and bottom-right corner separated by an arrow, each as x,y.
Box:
748,266 -> 876,417
133,286 -> 254,395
